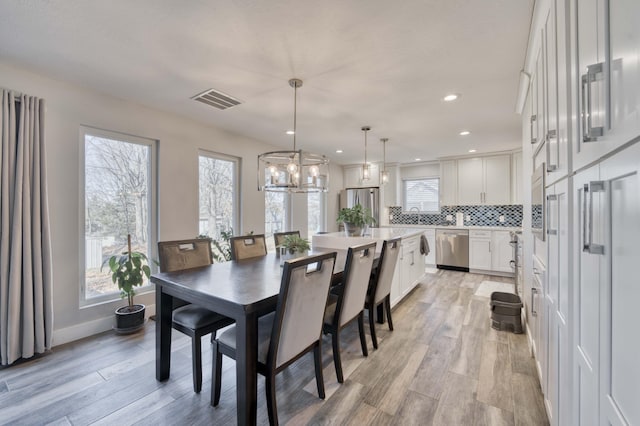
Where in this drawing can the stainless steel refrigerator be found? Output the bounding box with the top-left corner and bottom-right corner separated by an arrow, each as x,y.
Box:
339,187 -> 380,227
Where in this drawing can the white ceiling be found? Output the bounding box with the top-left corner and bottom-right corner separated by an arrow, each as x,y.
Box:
0,0 -> 533,165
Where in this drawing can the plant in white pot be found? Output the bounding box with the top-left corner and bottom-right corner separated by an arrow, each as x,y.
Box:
277,234 -> 311,265
103,234 -> 151,334
337,204 -> 376,236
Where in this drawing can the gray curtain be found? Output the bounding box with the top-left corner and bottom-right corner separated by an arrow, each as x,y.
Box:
0,89 -> 53,366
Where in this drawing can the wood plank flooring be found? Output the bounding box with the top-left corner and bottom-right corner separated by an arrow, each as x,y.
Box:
0,269 -> 549,425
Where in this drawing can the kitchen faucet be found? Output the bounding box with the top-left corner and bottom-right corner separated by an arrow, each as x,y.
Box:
409,207 -> 421,225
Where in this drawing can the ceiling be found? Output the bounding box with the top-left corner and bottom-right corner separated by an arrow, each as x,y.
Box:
0,0 -> 533,166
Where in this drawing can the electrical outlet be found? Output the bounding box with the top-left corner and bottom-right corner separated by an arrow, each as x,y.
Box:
446,214 -> 453,221
466,215 -> 470,221
499,215 -> 505,222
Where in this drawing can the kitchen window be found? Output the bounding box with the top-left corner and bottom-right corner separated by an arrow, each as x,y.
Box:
81,127 -> 157,303
307,192 -> 326,235
403,177 -> 440,212
198,151 -> 239,240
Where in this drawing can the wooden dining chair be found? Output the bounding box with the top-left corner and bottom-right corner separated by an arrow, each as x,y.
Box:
211,252 -> 337,425
322,242 -> 376,383
157,238 -> 235,393
365,238 -> 401,349
229,234 -> 267,260
273,230 -> 300,248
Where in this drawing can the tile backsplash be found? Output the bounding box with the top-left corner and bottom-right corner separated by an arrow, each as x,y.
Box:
389,205 -> 523,227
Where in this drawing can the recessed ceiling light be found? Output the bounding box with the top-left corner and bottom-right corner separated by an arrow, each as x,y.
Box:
459,130 -> 471,136
468,149 -> 477,153
443,94 -> 459,102
415,158 -> 421,161
336,149 -> 343,153
285,130 -> 295,135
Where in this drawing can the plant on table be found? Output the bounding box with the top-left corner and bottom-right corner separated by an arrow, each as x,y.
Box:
337,204 -> 376,236
278,234 -> 311,255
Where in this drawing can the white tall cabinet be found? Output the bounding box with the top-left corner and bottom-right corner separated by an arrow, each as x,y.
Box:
457,155 -> 511,205
521,0 -> 640,425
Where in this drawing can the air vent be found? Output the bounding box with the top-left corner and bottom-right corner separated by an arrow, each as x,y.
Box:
192,88 -> 241,110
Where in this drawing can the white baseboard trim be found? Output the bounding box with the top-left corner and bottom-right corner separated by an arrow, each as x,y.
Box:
52,303 -> 156,347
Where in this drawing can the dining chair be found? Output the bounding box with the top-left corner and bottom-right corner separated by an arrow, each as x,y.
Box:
322,242 -> 376,383
211,251 -> 337,425
365,238 -> 401,349
273,230 -> 300,249
229,234 -> 267,260
157,238 -> 235,393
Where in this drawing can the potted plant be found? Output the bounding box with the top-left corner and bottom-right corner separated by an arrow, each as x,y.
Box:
277,234 -> 311,265
337,204 -> 376,236
103,234 -> 151,334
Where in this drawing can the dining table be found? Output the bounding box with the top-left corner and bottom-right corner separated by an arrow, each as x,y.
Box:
151,248 -> 377,426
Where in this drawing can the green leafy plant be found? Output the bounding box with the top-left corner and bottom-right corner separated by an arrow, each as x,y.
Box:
278,234 -> 311,254
102,234 -> 151,309
336,204 -> 376,226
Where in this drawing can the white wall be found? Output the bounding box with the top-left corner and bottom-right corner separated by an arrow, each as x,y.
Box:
0,61 -> 340,345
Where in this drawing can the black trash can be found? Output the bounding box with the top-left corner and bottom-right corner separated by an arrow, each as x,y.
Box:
490,291 -> 523,334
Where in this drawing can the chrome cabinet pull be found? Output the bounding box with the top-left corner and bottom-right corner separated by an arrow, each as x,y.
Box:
546,194 -> 558,235
546,130 -> 558,172
530,115 -> 537,144
581,63 -> 605,143
531,287 -> 538,316
583,181 -> 605,255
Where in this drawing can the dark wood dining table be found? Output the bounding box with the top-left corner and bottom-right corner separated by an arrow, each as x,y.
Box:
151,249 -> 371,425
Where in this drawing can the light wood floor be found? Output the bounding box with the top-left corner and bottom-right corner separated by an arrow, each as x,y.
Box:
0,269 -> 549,425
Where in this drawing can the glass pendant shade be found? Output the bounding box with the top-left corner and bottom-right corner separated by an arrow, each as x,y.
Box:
380,137 -> 389,185
361,126 -> 371,181
258,79 -> 329,193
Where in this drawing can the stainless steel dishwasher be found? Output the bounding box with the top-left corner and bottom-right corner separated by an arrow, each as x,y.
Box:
436,229 -> 469,271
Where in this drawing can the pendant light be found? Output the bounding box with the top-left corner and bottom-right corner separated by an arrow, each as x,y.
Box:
361,126 -> 371,181
258,79 -> 329,192
380,138 -> 389,184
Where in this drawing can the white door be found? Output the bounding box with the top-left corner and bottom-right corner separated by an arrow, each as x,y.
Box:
573,164 -> 601,426
490,231 -> 513,273
598,142 -> 640,426
457,158 -> 484,205
483,156 -> 511,205
469,238 -> 491,270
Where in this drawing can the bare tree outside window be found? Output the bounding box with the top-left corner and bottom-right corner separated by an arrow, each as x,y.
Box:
198,154 -> 237,240
84,133 -> 153,299
265,191 -> 286,251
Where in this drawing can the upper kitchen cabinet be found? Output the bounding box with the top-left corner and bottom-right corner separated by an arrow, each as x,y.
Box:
573,0 -> 640,170
512,151 -> 523,204
343,163 -> 380,188
457,155 -> 511,205
439,160 -> 457,206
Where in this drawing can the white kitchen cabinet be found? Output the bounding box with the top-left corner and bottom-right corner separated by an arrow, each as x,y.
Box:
469,230 -> 492,270
511,151 -> 523,204
531,256 -> 548,397
382,165 -> 398,207
457,155 -> 511,205
423,229 -> 436,266
343,163 -> 380,188
439,160 -> 457,206
545,177 -> 570,426
573,0 -> 640,170
490,231 -> 513,273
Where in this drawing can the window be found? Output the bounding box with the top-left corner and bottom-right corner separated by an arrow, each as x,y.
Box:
307,192 -> 326,236
403,177 -> 440,212
265,192 -> 287,251
82,128 -> 157,303
198,151 -> 239,240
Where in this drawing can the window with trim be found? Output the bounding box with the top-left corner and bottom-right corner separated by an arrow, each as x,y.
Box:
403,177 -> 440,212
198,151 -> 239,240
307,192 -> 326,236
82,128 -> 157,303
265,192 -> 288,251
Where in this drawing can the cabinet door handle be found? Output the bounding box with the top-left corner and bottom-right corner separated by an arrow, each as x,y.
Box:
581,63 -> 605,143
546,194 -> 558,235
546,130 -> 558,172
530,115 -> 537,144
531,287 -> 538,316
583,180 -> 605,254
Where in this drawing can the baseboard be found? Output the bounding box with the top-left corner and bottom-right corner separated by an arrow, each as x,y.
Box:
52,304 -> 156,347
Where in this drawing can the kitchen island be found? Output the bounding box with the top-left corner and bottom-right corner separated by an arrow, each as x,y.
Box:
312,228 -> 426,307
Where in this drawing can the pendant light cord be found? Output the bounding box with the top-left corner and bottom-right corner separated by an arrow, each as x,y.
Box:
293,83 -> 297,152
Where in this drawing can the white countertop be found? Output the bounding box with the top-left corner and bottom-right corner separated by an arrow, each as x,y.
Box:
312,228 -> 425,251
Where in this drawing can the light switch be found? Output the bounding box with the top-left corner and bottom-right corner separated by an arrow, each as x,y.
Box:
499,215 -> 505,222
